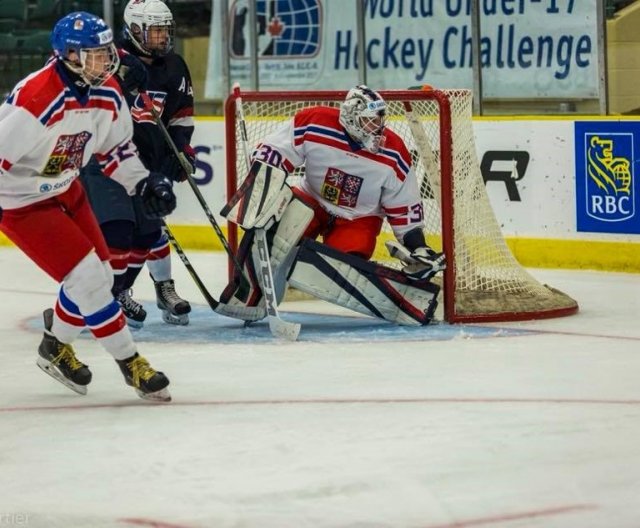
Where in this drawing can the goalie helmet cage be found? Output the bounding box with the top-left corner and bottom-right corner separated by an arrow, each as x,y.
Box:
224,88 -> 578,323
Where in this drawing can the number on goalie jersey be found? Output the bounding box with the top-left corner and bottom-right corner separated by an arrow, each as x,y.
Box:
253,84 -> 439,263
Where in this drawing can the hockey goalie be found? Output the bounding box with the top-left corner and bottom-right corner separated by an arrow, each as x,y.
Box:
218,85 -> 446,327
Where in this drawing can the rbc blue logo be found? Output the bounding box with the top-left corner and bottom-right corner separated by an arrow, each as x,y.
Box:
585,134 -> 633,221
230,0 -> 321,58
575,123 -> 639,234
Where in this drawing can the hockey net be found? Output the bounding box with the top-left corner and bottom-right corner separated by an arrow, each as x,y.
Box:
224,88 -> 578,323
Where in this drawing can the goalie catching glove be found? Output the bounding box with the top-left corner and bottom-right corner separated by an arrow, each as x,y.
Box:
403,246 -> 446,281
387,227 -> 446,281
136,172 -> 176,219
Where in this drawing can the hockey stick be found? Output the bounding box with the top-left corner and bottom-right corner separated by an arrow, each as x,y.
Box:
161,222 -> 219,310
137,91 -> 250,301
233,83 -> 301,341
163,222 -> 268,322
162,223 -> 267,322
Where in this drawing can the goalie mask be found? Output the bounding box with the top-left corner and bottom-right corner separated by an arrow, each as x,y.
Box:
51,11 -> 120,86
123,0 -> 175,57
339,85 -> 387,153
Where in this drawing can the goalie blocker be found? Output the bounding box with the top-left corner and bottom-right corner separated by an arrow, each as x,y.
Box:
218,161 -> 441,326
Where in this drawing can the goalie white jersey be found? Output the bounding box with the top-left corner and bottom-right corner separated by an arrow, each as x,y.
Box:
0,60 -> 148,210
253,106 -> 425,241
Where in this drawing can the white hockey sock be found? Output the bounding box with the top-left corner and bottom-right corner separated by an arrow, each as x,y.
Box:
95,326 -> 138,360
147,254 -> 172,282
51,311 -> 85,344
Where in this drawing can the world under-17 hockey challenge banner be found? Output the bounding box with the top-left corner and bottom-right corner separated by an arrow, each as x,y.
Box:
205,0 -> 600,99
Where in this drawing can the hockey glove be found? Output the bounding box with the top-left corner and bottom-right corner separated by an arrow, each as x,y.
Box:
402,246 -> 446,281
136,172 -> 177,219
162,145 -> 196,182
117,52 -> 148,94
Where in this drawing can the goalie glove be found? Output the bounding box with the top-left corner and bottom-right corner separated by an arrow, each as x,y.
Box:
385,240 -> 446,281
403,246 -> 446,281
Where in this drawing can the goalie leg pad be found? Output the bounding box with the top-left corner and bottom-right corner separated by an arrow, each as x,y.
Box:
288,239 -> 440,326
217,197 -> 314,321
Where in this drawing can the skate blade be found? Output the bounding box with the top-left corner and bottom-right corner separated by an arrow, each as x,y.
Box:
124,316 -> 145,330
135,387 -> 172,403
36,357 -> 88,396
160,310 -> 189,326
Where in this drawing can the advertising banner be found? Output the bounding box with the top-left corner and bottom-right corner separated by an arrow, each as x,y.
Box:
575,121 -> 640,235
206,0 -> 600,99
183,117 -> 640,241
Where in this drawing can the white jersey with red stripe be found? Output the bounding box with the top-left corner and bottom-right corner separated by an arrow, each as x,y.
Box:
253,106 -> 425,241
0,60 -> 148,210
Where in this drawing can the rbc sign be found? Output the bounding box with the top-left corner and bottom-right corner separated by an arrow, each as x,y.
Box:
575,122 -> 639,234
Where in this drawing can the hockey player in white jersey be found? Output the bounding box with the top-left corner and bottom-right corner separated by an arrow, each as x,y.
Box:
0,12 -> 176,401
219,85 -> 446,327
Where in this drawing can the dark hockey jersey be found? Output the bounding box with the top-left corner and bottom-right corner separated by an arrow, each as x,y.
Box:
118,40 -> 195,173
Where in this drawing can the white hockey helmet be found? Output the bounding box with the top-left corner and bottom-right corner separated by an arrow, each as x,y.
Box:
339,85 -> 387,153
123,0 -> 175,57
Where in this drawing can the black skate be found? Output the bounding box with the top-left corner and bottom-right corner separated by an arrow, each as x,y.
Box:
116,353 -> 171,402
37,308 -> 92,395
116,289 -> 147,329
154,279 -> 191,326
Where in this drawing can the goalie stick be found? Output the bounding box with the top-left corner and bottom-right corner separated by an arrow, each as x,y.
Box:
137,91 -> 250,301
233,83 -> 301,341
162,222 -> 267,322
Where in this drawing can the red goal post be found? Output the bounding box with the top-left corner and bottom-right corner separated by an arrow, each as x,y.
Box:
224,88 -> 578,323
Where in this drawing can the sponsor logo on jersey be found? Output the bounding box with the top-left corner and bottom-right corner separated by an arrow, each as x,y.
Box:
39,174 -> 75,194
42,131 -> 92,176
321,167 -> 362,208
575,122 -> 639,234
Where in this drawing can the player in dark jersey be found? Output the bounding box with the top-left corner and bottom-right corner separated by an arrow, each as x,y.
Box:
81,0 -> 195,328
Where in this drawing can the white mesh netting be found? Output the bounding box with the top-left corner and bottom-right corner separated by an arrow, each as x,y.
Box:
228,89 -> 577,322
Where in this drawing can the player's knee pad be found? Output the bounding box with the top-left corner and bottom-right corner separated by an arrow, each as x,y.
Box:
62,252 -> 114,315
288,239 -> 440,326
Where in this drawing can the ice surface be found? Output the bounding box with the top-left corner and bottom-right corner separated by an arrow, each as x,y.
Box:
0,246 -> 639,528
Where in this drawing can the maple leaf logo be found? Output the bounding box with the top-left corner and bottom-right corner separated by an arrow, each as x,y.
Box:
268,16 -> 285,37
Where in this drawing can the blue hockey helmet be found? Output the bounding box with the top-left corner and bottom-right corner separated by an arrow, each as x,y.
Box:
51,11 -> 120,86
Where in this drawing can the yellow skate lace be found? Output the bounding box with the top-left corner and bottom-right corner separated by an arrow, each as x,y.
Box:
127,355 -> 157,388
52,344 -> 85,372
